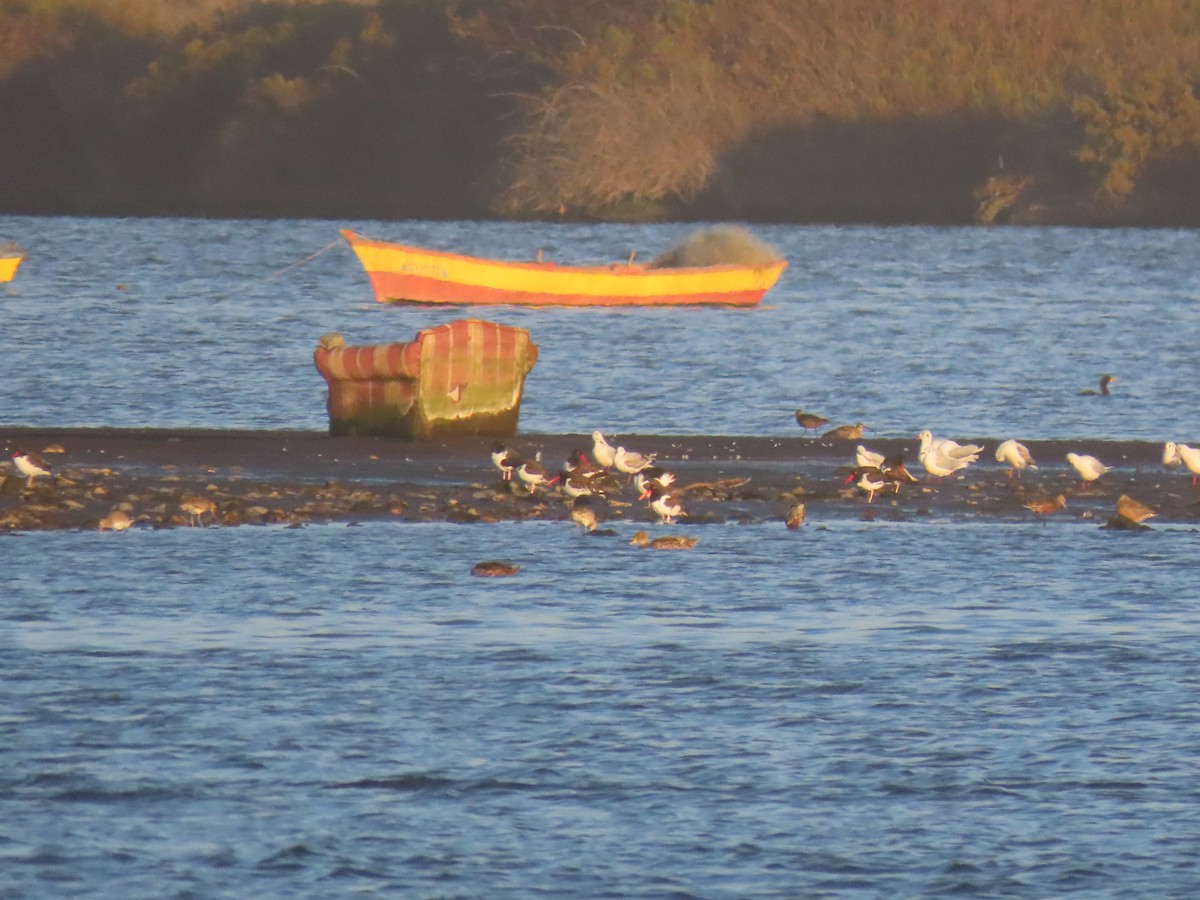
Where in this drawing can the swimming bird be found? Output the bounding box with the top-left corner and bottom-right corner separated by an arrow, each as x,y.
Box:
1116,494 -> 1156,524
994,439 -> 1037,479
613,445 -> 656,476
629,530 -> 698,550
180,495 -> 217,526
785,501 -> 806,529
472,561 -> 520,577
11,448 -> 52,488
1025,494 -> 1067,516
491,441 -> 520,481
1066,452 -> 1110,488
794,410 -> 830,433
569,495 -> 598,532
591,431 -> 617,469
846,465 -> 887,503
644,485 -> 687,525
1164,442 -> 1200,485
855,445 -> 885,468
1080,374 -> 1116,396
823,422 -> 868,441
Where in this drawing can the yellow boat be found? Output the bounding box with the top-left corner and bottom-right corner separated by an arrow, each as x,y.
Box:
341,229 -> 787,307
0,246 -> 22,282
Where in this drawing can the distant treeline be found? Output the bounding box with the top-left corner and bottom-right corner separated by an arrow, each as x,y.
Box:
2,0 -> 1200,225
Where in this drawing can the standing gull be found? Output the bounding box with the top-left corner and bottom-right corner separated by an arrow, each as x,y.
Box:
995,439 -> 1037,479
1066,452 -> 1110,488
1163,442 -> 1200,486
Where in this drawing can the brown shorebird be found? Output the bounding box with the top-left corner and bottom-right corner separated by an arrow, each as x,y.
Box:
1116,495 -> 1156,524
824,422 -> 868,441
1025,494 -> 1067,516
99,509 -> 134,532
570,495 -> 598,533
785,501 -> 806,529
180,496 -> 217,526
629,530 -> 698,550
794,410 -> 829,433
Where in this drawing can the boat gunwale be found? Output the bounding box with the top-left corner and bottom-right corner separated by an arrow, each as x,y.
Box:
340,229 -> 788,278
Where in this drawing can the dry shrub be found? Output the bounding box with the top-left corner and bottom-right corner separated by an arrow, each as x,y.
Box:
648,226 -> 781,268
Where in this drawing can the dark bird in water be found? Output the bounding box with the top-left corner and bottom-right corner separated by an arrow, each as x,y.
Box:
824,422 -> 869,441
472,561 -> 520,577
1080,374 -> 1116,396
794,410 -> 829,432
629,530 -> 698,550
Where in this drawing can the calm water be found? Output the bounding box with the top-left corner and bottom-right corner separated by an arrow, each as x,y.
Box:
3,217 -> 1200,897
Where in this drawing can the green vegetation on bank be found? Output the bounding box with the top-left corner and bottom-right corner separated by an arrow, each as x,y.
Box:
2,0 -> 1199,224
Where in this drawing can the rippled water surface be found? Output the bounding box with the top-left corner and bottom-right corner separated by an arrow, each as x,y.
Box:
2,215 -> 1198,439
4,217 -> 1200,897
5,521 -> 1200,898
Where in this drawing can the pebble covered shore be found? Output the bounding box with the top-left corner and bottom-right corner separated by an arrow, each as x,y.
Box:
1,428 -> 1196,533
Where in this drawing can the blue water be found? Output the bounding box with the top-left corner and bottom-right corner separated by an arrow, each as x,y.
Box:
2,215 -> 1198,439
4,217 -> 1200,897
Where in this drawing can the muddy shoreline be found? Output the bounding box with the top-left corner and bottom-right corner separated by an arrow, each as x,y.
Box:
1,427 -> 1195,532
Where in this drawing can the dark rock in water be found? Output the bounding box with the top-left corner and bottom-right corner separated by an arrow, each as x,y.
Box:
1103,515 -> 1152,531
587,528 -> 619,537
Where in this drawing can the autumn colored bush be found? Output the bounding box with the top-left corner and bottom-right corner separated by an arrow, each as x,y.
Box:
1,0 -> 1199,223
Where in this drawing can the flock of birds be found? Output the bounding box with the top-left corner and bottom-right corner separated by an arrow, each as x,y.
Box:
6,446 -> 219,530
794,373 -> 1200,526
490,431 -> 694,546
5,364 -> 1192,544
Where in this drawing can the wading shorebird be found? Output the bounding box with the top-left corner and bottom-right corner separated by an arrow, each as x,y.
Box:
11,448 -> 52,488
644,485 -> 687,525
1025,494 -> 1067,517
846,465 -> 887,504
823,422 -> 868,441
795,410 -> 830,433
180,495 -> 217,526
